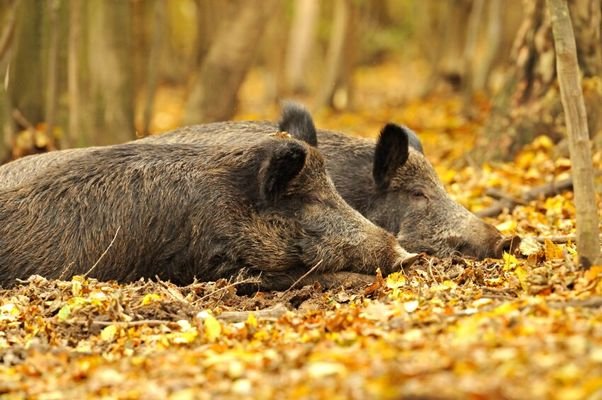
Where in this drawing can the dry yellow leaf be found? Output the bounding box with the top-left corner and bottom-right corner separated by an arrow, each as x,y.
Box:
100,324 -> 118,342
141,293 -> 162,306
203,314 -> 222,342
544,240 -> 564,261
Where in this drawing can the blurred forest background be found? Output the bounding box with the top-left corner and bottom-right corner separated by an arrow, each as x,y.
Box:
0,0 -> 601,165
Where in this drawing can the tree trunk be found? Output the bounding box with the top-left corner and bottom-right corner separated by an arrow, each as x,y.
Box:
316,0 -> 350,109
142,0 -> 166,136
419,0 -> 472,95
85,0 -> 135,145
285,0 -> 319,94
9,0 -> 44,127
473,0 -> 502,92
67,0 -> 82,147
473,0 -> 602,162
462,0 -> 485,112
44,0 -> 60,150
548,0 -> 600,267
0,0 -> 19,162
184,0 -> 277,124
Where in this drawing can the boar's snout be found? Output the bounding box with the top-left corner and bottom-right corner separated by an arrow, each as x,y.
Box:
495,235 -> 521,257
448,218 -> 502,259
449,221 -> 519,259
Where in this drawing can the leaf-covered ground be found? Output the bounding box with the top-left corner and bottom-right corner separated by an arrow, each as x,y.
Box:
2,70 -> 602,398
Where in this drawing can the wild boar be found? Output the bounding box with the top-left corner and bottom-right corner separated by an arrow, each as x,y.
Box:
0,133 -> 412,289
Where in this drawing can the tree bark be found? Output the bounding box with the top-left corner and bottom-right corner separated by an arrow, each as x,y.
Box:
285,0 -> 319,94
316,0 -> 350,109
547,0 -> 600,267
473,0 -> 502,92
44,0 -> 60,149
142,0 -> 166,136
9,0 -> 44,127
462,0 -> 485,112
474,0 -> 602,162
0,0 -> 19,162
85,0 -> 135,145
184,0 -> 277,124
67,0 -> 81,147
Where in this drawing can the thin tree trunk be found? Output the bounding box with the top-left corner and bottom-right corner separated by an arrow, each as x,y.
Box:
317,0 -> 349,109
44,0 -> 60,150
474,0 -> 502,92
184,0 -> 277,124
0,0 -> 19,66
10,0 -> 44,127
548,0 -> 600,267
68,0 -> 81,147
142,0 -> 166,136
86,0 -> 134,145
285,0 -> 319,94
0,0 -> 19,162
462,0 -> 485,112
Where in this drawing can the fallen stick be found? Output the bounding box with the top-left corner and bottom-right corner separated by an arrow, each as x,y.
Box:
476,177 -> 573,218
92,319 -> 176,328
217,303 -> 288,323
548,296 -> 602,309
534,234 -> 602,244
535,235 -> 575,244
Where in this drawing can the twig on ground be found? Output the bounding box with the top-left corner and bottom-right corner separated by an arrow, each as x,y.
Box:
217,303 -> 288,322
485,188 -> 528,205
197,275 -> 261,302
548,297 -> 602,309
283,260 -> 324,294
477,177 -> 573,218
92,319 -> 177,328
427,258 -> 439,284
535,235 -> 575,244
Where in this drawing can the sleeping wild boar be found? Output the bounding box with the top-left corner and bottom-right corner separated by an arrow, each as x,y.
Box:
0,132 -> 413,289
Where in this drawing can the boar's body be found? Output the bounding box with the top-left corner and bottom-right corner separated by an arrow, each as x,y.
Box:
0,134 -> 408,289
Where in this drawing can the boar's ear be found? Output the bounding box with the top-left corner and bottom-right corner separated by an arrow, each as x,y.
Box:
260,141 -> 307,201
278,101 -> 318,147
373,123 -> 409,190
406,127 -> 424,154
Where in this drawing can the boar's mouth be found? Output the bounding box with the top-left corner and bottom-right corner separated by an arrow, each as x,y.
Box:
449,234 -> 521,259
495,235 -> 521,257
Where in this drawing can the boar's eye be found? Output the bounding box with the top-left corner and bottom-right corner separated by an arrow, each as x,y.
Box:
410,189 -> 428,200
304,193 -> 326,205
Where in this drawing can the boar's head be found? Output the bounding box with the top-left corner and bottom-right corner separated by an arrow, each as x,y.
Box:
243,137 -> 415,288
368,123 -> 512,259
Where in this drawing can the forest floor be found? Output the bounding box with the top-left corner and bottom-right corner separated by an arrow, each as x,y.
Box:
2,63 -> 602,399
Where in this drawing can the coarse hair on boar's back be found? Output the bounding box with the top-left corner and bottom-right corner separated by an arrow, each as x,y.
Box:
0,133 -> 412,290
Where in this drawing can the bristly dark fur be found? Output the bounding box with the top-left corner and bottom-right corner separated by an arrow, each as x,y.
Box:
278,102 -> 318,147
0,133 -> 404,289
